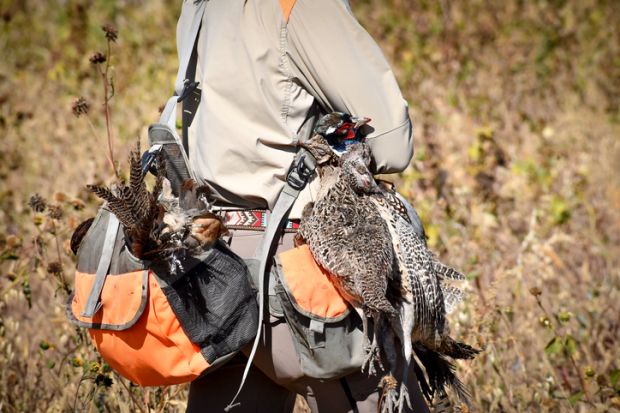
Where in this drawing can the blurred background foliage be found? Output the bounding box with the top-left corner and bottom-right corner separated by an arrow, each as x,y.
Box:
0,0 -> 618,411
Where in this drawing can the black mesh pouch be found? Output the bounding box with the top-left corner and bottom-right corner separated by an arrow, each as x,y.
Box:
151,241 -> 259,364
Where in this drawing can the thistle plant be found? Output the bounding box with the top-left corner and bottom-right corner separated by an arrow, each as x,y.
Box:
72,24 -> 121,180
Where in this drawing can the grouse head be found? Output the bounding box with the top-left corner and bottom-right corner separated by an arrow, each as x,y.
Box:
340,143 -> 379,195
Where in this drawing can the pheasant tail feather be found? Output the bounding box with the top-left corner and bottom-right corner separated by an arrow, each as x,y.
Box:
434,262 -> 466,280
87,184 -> 138,229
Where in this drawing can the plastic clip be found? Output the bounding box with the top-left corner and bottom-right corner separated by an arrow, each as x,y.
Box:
286,154 -> 316,191
177,79 -> 200,102
140,145 -> 163,176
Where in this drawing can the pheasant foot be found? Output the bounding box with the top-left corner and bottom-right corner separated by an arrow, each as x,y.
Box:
396,383 -> 412,413
361,338 -> 383,376
379,375 -> 399,413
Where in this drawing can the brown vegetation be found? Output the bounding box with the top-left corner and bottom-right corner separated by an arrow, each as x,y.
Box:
0,0 -> 618,412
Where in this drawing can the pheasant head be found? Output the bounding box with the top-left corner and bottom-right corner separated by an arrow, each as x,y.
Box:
299,135 -> 337,166
313,112 -> 371,153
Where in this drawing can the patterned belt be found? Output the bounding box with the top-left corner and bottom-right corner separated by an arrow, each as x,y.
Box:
221,210 -> 300,233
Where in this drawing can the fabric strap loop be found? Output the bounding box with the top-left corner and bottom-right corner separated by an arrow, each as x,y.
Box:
81,213 -> 120,318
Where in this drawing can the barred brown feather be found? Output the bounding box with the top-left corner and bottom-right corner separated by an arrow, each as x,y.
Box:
129,142 -> 151,222
86,184 -> 138,228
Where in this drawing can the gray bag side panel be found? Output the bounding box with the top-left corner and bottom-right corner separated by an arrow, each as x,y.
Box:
272,267 -> 366,379
76,208 -> 147,275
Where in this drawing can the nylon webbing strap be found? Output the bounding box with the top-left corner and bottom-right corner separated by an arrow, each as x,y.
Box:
159,1 -> 206,131
81,213 -> 120,318
174,1 -> 206,97
340,377 -> 360,413
182,37 -> 200,154
225,113 -> 319,411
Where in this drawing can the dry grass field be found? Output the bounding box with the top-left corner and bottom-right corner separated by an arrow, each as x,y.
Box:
0,0 -> 618,412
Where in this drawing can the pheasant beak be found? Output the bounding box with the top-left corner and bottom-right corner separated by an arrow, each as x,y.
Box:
354,117 -> 371,129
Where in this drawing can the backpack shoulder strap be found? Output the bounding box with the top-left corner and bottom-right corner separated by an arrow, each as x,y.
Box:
159,1 -> 206,135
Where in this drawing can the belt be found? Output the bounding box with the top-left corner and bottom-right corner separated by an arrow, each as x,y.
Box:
221,209 -> 300,233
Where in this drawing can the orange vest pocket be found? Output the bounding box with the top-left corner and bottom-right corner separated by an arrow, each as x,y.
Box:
71,270 -> 209,386
277,245 -> 349,320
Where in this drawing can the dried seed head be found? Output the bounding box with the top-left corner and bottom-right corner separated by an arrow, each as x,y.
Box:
28,193 -> 47,213
95,373 -> 113,387
47,261 -> 63,274
71,97 -> 90,117
70,198 -> 86,210
89,51 -> 107,65
48,204 -> 63,220
101,24 -> 118,42
529,286 -> 542,296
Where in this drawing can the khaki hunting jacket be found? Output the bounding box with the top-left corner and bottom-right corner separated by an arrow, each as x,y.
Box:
176,0 -> 413,218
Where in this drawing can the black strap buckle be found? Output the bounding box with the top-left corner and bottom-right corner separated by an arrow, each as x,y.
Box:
177,79 -> 200,102
140,146 -> 162,177
287,154 -> 316,191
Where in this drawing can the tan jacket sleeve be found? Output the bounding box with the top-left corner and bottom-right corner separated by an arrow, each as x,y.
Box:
286,0 -> 413,173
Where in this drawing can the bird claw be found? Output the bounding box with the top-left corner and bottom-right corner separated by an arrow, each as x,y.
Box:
380,386 -> 399,413
396,384 -> 412,413
361,340 -> 383,375
380,381 -> 411,413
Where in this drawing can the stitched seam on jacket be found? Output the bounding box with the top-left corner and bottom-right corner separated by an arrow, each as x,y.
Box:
278,22 -> 293,128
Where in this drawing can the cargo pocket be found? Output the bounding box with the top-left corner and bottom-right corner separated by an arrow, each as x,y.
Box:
273,245 -> 366,380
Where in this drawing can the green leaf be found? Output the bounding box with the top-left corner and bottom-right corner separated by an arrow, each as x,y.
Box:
557,311 -> 572,323
102,363 -> 112,373
467,142 -> 482,163
550,196 -> 571,225
466,271 -> 479,281
1,251 -> 19,261
476,125 -> 494,140
545,337 -> 562,355
564,335 -> 577,356
414,146 -> 427,161
568,391 -> 583,406
610,369 -> 620,388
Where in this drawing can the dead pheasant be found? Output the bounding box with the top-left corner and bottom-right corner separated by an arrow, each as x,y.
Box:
298,125 -> 405,412
85,141 -> 227,272
371,178 -> 478,410
298,134 -> 397,369
299,118 -> 479,412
